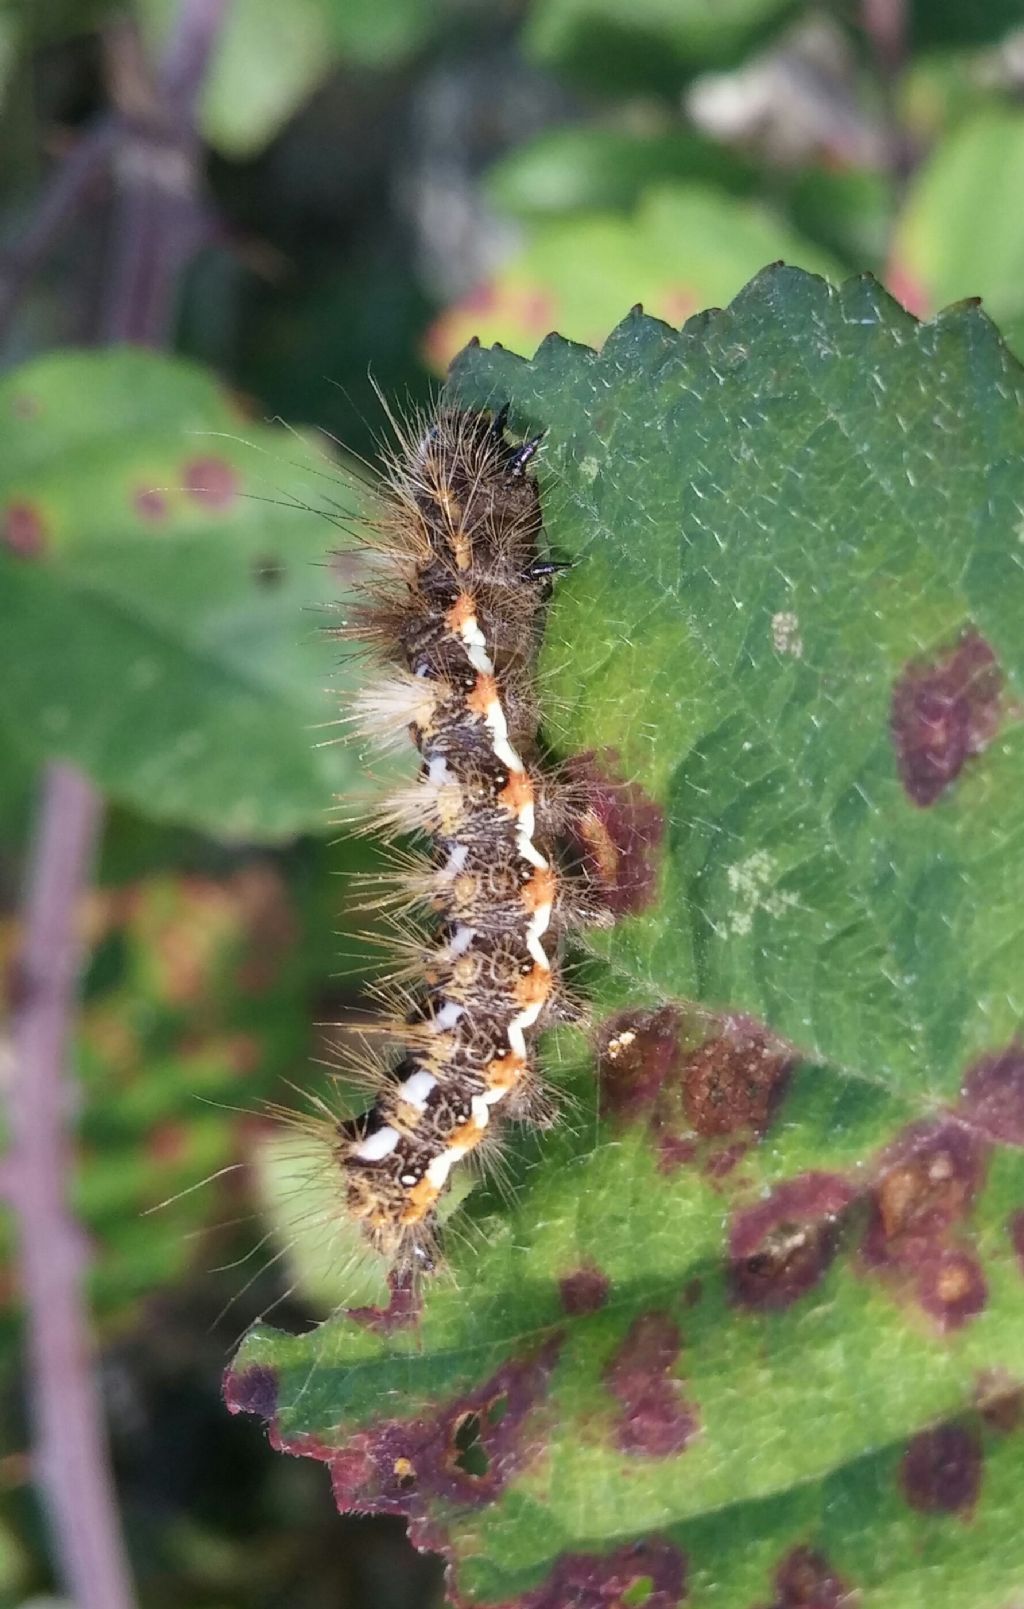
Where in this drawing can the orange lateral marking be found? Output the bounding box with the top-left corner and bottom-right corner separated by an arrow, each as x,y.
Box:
516,965 -> 553,1011
498,769 -> 534,814
400,1176 -> 441,1223
445,592 -> 477,633
485,1052 -> 527,1093
467,673 -> 499,718
522,864 -> 556,913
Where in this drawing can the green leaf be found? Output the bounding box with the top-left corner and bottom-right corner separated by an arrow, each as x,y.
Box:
523,0 -> 800,91
135,0 -> 333,158
889,108 -> 1024,353
0,348 -> 362,840
486,127 -> 757,220
909,0 -> 1024,49
135,0 -> 434,158
320,0 -> 435,65
427,184 -> 841,369
228,270 -> 1024,1606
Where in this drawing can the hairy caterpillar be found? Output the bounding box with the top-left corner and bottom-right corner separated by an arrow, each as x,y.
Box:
298,401 -> 595,1276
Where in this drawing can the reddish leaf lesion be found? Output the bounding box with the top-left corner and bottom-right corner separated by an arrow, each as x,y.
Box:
889,628 -> 1005,807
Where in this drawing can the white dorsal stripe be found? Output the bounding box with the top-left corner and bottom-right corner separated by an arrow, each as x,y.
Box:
353,1124 -> 400,1161
400,1069 -> 437,1109
446,924 -> 475,956
426,1147 -> 462,1188
432,1000 -> 464,1031
359,594 -> 555,1197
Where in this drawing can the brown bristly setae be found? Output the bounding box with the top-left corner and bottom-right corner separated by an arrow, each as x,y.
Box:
302,399 -> 601,1277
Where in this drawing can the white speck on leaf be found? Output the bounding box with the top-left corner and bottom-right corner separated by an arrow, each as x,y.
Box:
772,610 -> 803,657
726,849 -> 798,937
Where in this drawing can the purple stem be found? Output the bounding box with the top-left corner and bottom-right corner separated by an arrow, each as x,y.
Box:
159,0 -> 234,122
861,0 -> 913,194
9,767 -> 127,1609
99,0 -> 232,347
7,2 -> 234,1604
0,120 -> 118,341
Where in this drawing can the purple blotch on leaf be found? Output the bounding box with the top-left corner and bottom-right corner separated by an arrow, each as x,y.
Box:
598,1006 -> 682,1125
3,501 -> 48,558
505,1538 -> 687,1609
566,751 -> 664,915
328,1337 -> 562,1519
603,1312 -> 698,1457
349,1268 -> 421,1332
859,1116 -> 989,1331
559,1265 -> 611,1316
890,628 -> 1002,807
134,487 -> 168,521
900,1422 -> 983,1515
184,456 -> 240,509
915,1248 -> 987,1332
728,1173 -> 857,1311
680,1018 -> 792,1140
755,1544 -> 857,1608
959,1042 -> 1024,1146
862,1119 -> 985,1268
222,1363 -> 279,1421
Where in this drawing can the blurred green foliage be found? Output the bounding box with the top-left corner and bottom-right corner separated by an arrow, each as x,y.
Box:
3,1 -> 1024,1606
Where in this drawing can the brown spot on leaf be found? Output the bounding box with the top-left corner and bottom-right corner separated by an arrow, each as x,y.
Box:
559,1265 -> 611,1316
223,1363 -> 279,1420
901,1422 -> 982,1514
604,1312 -> 698,1458
134,487 -> 168,520
3,501 -> 48,557
566,751 -> 664,914
915,1248 -> 988,1331
862,1118 -> 984,1268
506,1539 -> 687,1609
680,1019 -> 792,1139
702,1140 -> 748,1179
600,1007 -> 794,1183
860,1116 -> 989,1330
756,1544 -> 857,1608
729,1173 -> 857,1311
598,1006 -> 682,1124
959,1042 -> 1024,1146
184,456 -> 240,509
890,629 -> 1003,807
328,1338 -> 562,1517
